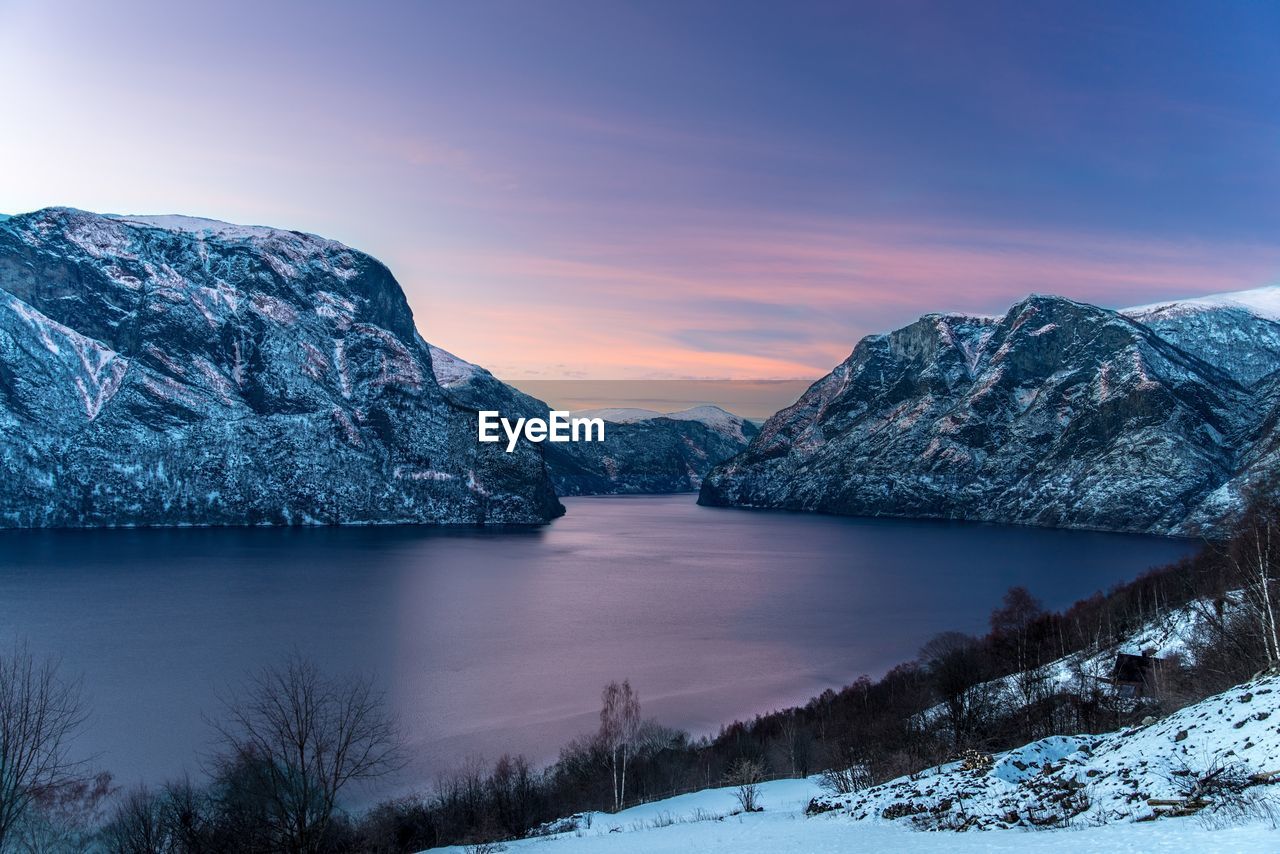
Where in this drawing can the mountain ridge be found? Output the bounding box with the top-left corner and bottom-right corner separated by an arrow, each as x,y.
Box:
700,288 -> 1280,535
0,207 -> 563,527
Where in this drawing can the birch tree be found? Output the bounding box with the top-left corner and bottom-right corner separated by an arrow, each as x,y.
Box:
1189,491 -> 1280,679
598,680 -> 641,812
1227,501 -> 1280,668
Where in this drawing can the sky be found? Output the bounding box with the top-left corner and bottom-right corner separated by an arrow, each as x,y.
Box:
1,0 -> 1277,380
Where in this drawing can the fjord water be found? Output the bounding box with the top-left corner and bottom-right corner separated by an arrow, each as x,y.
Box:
0,496 -> 1195,796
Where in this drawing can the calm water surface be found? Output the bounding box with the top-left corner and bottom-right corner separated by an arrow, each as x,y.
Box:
0,495 -> 1197,796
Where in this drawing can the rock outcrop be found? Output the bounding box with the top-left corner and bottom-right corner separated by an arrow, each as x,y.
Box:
0,208 -> 563,527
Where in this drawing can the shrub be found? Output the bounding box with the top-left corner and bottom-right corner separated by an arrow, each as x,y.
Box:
724,758 -> 766,812
818,764 -> 871,795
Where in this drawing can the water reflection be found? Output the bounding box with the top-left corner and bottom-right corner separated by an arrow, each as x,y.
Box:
0,496 -> 1197,796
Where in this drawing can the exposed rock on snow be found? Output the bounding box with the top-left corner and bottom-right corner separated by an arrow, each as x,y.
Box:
701,291 -> 1280,535
426,344 -> 480,389
426,347 -> 757,495
815,674 -> 1280,830
0,207 -> 563,527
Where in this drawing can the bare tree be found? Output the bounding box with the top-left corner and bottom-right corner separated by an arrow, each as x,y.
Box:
919,632 -> 993,751
597,680 -> 641,812
212,654 -> 404,853
1226,501 -> 1280,668
0,643 -> 89,851
13,770 -> 113,854
155,778 -> 211,853
777,713 -> 797,778
1189,493 -> 1280,677
818,763 -> 871,796
101,786 -> 169,854
724,758 -> 765,812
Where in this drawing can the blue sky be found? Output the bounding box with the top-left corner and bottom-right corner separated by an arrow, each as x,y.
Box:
1,0 -> 1276,377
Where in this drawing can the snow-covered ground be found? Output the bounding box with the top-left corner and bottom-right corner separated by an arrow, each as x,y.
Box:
423,672 -> 1280,853
422,774 -> 1275,853
823,674 -> 1280,829
426,817 -> 1268,853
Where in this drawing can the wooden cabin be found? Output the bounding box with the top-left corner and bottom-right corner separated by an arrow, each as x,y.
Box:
1112,650 -> 1166,698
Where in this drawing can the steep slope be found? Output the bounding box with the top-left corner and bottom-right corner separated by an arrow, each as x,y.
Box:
916,594 -> 1220,734
701,294 -> 1262,535
428,345 -> 757,494
1123,286 -> 1280,388
817,674 -> 1280,830
0,207 -> 562,527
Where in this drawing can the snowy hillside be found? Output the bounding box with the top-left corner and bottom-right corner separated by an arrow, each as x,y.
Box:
1124,285 -> 1280,387
819,674 -> 1280,830
105,213 -> 334,244
426,344 -> 480,388
423,676 -> 1280,853
1125,285 -> 1280,324
915,597 -> 1210,731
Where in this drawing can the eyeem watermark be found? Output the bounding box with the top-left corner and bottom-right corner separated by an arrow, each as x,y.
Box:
479,411 -> 606,452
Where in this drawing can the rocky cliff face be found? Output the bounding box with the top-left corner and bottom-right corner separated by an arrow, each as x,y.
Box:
701,292 -> 1280,535
428,346 -> 756,495
0,208 -> 563,527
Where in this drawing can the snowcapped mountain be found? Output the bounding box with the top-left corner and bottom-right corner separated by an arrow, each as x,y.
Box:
1125,284 -> 1280,322
1123,286 -> 1280,388
0,207 -> 563,527
571,405 -> 753,444
426,346 -> 758,495
701,290 -> 1280,535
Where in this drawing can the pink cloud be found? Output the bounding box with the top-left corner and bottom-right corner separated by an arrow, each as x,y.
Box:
403,216 -> 1280,380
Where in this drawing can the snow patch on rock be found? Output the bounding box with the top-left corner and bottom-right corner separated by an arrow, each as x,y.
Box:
427,344 -> 480,388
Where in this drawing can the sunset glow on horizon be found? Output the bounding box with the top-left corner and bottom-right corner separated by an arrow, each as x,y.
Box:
2,0 -> 1276,380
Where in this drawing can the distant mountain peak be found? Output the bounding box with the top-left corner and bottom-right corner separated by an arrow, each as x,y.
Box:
420,345 -> 755,495
1123,284 -> 1280,388
572,404 -> 750,442
1124,283 -> 1280,322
